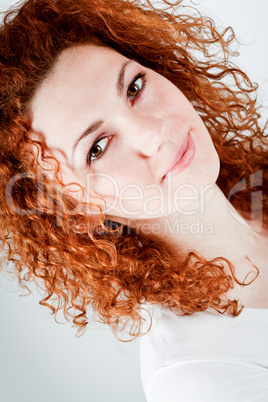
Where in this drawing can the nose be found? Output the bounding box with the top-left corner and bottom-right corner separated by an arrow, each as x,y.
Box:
120,113 -> 167,157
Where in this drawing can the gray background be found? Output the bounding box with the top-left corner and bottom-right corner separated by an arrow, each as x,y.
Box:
0,1 -> 267,401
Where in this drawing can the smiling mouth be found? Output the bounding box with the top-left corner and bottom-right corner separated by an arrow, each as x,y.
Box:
162,133 -> 195,181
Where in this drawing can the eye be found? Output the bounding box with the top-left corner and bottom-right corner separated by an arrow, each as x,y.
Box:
87,136 -> 110,165
127,74 -> 145,101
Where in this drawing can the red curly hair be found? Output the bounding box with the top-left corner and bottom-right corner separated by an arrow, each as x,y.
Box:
0,0 -> 267,337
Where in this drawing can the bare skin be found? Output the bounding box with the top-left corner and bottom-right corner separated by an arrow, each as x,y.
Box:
30,45 -> 268,310
124,184 -> 268,309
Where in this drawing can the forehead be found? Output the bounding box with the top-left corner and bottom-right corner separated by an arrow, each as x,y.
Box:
50,44 -> 126,83
29,45 -> 128,154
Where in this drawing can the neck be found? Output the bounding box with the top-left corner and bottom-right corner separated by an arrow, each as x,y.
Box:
131,185 -> 262,265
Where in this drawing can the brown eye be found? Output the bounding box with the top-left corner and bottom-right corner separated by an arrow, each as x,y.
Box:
88,137 -> 110,165
91,144 -> 102,158
127,77 -> 143,100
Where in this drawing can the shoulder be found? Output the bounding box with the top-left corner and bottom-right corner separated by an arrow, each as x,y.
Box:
140,306 -> 268,402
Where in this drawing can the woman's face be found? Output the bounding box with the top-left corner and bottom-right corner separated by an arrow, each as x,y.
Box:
30,45 -> 219,222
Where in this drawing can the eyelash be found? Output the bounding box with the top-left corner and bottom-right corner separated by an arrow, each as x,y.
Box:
127,72 -> 147,104
86,72 -> 147,166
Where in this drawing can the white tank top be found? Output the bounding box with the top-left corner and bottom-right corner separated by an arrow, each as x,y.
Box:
140,306 -> 268,402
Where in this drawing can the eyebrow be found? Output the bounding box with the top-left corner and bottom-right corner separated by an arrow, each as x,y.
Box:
117,60 -> 132,96
71,60 -> 132,165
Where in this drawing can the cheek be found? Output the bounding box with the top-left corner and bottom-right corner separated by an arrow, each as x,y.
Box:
150,74 -> 189,114
191,135 -> 220,189
86,158 -> 158,218
87,161 -> 144,199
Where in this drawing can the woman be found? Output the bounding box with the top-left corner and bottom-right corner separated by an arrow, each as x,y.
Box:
0,0 -> 267,400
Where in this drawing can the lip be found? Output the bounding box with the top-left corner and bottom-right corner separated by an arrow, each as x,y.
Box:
162,133 -> 195,181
